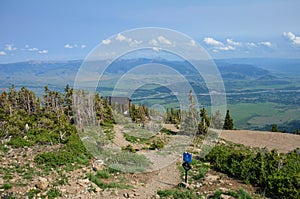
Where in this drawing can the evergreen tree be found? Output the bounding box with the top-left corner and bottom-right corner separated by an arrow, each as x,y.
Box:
94,93 -> 104,125
197,108 -> 210,134
181,90 -> 198,134
223,110 -> 234,130
103,97 -> 114,124
211,110 -> 223,129
63,84 -> 74,121
165,108 -> 171,123
271,124 -> 278,132
165,107 -> 180,124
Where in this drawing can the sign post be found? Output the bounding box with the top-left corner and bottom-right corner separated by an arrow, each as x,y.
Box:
182,152 -> 192,183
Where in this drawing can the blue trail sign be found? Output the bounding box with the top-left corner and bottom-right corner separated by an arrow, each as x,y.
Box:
183,152 -> 192,163
182,152 -> 192,183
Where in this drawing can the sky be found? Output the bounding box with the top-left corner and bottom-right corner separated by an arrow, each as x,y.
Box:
0,0 -> 300,63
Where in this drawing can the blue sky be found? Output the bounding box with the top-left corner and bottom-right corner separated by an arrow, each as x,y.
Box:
0,0 -> 300,63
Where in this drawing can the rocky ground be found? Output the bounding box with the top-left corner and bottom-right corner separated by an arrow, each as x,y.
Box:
1,125 -> 298,198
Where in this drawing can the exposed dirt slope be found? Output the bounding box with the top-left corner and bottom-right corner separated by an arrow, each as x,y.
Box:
220,129 -> 300,153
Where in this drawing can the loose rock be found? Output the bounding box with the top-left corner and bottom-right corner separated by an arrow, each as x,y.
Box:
36,177 -> 48,190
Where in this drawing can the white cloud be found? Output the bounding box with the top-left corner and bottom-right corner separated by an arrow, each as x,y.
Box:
203,37 -> 223,46
246,42 -> 257,47
28,47 -> 39,51
204,37 -> 236,52
0,51 -> 6,55
204,36 -> 275,53
149,39 -> 158,46
149,36 -> 172,47
130,39 -> 142,47
283,32 -> 300,46
226,39 -> 241,46
38,50 -> 48,54
188,40 -> 196,47
217,45 -> 235,51
25,45 -> 29,48
64,44 -> 73,49
157,36 -> 172,45
116,33 -> 127,41
152,47 -> 160,52
5,44 -> 17,51
64,44 -> 87,48
259,41 -> 272,47
115,34 -> 142,47
102,39 -> 111,45
116,33 -> 132,43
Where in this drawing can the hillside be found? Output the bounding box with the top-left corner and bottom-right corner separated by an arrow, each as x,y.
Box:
219,129 -> 300,153
1,124 -> 299,198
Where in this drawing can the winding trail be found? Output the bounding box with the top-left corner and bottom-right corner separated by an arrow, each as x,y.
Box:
112,124 -> 182,198
113,124 -> 130,147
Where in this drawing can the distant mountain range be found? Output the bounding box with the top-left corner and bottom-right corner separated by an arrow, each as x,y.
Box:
0,58 -> 299,92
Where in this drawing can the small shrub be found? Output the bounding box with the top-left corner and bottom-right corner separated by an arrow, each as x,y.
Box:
236,188 -> 253,199
53,174 -> 68,186
160,128 -> 177,135
108,151 -> 152,173
149,139 -> 164,150
34,134 -> 91,169
0,145 -> 9,153
47,188 -> 61,199
191,160 -> 209,181
104,128 -> 115,140
157,189 -> 195,199
123,133 -> 139,143
87,173 -> 131,189
210,189 -> 222,199
1,183 -> 12,190
23,173 -> 33,180
7,137 -> 32,148
96,169 -> 110,179
26,189 -> 40,199
121,144 -> 136,153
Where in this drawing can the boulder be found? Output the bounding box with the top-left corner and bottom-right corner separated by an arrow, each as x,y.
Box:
36,177 -> 48,190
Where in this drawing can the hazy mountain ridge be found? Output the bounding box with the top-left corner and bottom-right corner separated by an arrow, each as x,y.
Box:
1,57 -> 291,81
1,57 -> 298,93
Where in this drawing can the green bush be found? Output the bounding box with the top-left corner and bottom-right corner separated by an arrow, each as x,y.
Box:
1,183 -> 12,190
121,144 -> 136,153
236,188 -> 254,199
160,127 -> 177,135
96,169 -> 110,179
123,133 -> 139,143
211,188 -> 253,199
157,189 -> 196,199
7,137 -> 33,148
205,145 -> 300,199
47,188 -> 61,199
34,134 -> 91,168
107,150 -> 152,173
149,139 -> 164,150
191,159 -> 209,181
26,189 -> 41,199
